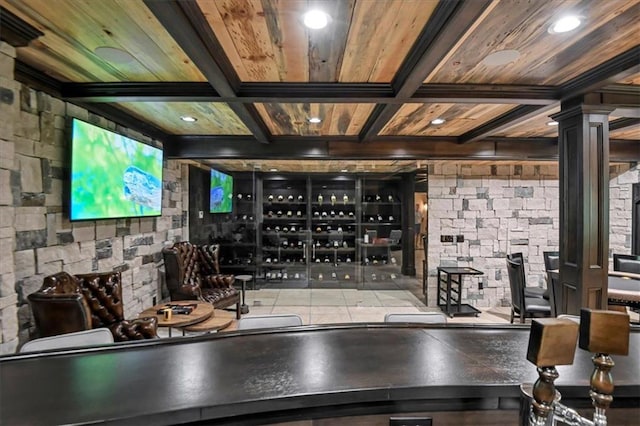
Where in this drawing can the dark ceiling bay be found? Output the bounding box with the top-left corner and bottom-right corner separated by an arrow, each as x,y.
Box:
1,0 -> 638,172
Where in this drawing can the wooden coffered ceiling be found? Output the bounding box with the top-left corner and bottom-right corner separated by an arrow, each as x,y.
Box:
1,0 -> 639,172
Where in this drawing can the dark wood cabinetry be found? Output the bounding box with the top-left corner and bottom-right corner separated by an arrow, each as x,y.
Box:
209,174 -> 257,276
309,178 -> 358,287
193,170 -> 410,288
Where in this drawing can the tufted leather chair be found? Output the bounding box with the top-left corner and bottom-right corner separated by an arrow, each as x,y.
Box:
162,242 -> 241,318
28,271 -> 158,342
613,253 -> 640,274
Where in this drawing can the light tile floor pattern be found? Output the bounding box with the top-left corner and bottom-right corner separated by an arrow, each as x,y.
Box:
156,289 -> 514,337
157,249 -> 639,337
242,288 -> 514,325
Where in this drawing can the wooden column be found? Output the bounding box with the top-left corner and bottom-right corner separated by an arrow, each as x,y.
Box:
401,172 -> 416,276
633,182 -> 639,256
552,99 -> 613,314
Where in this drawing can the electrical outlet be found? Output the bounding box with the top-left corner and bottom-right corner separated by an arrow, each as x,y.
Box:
478,280 -> 484,290
389,417 -> 432,426
456,235 -> 464,242
440,235 -> 454,243
152,296 -> 156,305
198,211 -> 204,219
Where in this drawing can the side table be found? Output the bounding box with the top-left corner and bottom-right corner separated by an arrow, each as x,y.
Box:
235,275 -> 252,314
437,267 -> 483,317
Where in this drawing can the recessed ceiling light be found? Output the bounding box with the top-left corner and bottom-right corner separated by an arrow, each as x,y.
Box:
546,121 -> 559,126
180,116 -> 197,122
549,16 -> 582,34
269,168 -> 278,172
303,10 -> 329,29
94,46 -> 135,64
308,117 -> 322,123
431,118 -> 446,125
482,49 -> 520,66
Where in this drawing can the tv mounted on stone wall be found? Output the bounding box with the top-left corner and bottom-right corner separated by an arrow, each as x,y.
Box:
69,118 -> 163,221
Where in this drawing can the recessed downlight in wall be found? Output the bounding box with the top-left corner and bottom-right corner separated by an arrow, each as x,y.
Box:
180,116 -> 197,122
303,10 -> 329,29
546,121 -> 559,126
269,168 -> 278,172
308,117 -> 322,124
94,46 -> 135,64
341,169 -> 348,173
481,49 -> 520,66
548,16 -> 582,34
431,118 -> 446,125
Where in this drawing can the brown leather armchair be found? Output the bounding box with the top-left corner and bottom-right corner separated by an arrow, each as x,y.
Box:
28,271 -> 158,342
162,242 -> 241,318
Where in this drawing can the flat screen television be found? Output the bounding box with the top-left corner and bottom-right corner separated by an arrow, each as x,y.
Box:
210,168 -> 233,213
69,118 -> 163,221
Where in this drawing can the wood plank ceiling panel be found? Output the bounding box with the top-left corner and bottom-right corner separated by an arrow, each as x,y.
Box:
204,159 -> 417,173
425,0 -> 640,85
380,103 -> 516,136
198,0 -> 437,82
116,102 -> 251,135
619,73 -> 640,85
0,0 -> 206,82
255,103 -> 374,135
339,0 -> 438,82
610,124 -> 640,140
493,106 -> 561,138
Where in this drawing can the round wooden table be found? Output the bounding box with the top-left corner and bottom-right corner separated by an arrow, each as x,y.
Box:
138,301 -> 213,337
182,309 -> 235,333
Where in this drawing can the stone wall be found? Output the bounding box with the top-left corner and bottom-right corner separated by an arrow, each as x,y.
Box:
0,41 -> 188,353
609,164 -> 639,256
426,161 -> 639,310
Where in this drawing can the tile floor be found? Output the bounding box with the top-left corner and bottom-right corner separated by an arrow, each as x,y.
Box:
157,248 -> 638,337
240,287 -> 514,325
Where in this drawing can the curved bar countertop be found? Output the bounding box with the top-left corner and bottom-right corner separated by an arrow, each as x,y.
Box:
1,324 -> 639,425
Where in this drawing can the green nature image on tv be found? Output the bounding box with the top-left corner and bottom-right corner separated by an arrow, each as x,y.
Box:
210,169 -> 233,213
70,119 -> 163,220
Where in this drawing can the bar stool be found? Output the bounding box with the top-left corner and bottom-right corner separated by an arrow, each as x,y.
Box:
235,275 -> 252,314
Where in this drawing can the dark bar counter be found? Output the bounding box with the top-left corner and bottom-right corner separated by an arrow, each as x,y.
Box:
1,324 -> 638,425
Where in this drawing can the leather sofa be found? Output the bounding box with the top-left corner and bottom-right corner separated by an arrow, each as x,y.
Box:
28,271 -> 158,342
162,242 -> 241,318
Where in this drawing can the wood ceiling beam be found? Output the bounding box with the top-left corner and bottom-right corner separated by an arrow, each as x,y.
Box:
60,82 -> 219,102
458,104 -> 559,144
459,48 -> 640,144
166,136 -> 638,162
143,0 -> 271,144
60,82 -> 558,104
0,6 -> 44,47
359,0 -> 494,141
559,46 -> 640,99
610,117 -> 640,131
412,84 -> 557,105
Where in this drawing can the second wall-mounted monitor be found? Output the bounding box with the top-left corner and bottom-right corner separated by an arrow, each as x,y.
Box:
210,168 -> 233,213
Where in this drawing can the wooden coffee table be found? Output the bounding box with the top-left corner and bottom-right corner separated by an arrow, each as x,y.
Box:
138,301 -> 214,337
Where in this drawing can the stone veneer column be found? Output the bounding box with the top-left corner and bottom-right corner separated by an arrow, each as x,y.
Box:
0,41 -> 19,353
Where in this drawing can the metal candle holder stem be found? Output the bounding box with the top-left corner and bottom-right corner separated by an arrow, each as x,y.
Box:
525,309 -> 630,426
